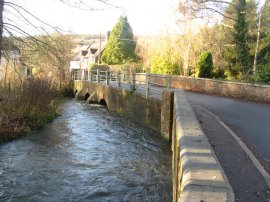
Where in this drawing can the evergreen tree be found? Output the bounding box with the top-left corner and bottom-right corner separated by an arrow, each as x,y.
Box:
198,51 -> 213,78
102,16 -> 136,65
220,0 -> 256,80
255,1 -> 270,83
257,0 -> 270,63
234,0 -> 251,79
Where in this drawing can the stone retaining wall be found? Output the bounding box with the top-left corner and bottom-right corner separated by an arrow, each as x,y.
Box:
74,80 -> 173,140
140,74 -> 270,102
171,77 -> 270,102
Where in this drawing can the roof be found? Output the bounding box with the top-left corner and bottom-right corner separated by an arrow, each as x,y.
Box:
90,41 -> 106,50
70,40 -> 107,62
80,45 -> 91,51
91,42 -> 107,58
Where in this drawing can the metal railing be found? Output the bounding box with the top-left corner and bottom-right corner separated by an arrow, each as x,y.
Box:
73,69 -> 172,98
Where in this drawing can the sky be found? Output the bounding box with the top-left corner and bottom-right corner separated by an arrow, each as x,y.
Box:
5,0 -> 265,37
8,0 -> 180,36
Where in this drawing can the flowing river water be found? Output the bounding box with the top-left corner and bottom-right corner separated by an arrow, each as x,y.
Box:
0,99 -> 172,202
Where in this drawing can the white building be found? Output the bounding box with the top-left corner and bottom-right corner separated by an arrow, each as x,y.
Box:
70,41 -> 107,80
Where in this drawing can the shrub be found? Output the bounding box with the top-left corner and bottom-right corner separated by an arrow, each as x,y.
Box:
255,52 -> 270,83
256,64 -> 270,83
198,51 -> 213,78
0,78 -> 58,142
60,82 -> 75,97
151,55 -> 180,75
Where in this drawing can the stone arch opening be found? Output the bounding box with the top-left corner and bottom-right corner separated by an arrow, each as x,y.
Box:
84,93 -> 90,100
99,99 -> 107,107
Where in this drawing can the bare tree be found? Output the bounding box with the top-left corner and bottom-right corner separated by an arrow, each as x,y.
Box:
0,0 -> 4,59
0,0 -> 122,88
179,0 -> 237,22
0,0 -> 121,60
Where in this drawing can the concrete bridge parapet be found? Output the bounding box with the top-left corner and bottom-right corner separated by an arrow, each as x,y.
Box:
172,90 -> 234,201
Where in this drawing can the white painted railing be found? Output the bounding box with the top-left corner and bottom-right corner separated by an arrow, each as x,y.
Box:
72,70 -> 172,98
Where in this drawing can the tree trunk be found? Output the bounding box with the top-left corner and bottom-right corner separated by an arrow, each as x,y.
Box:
59,67 -> 62,89
0,0 -> 4,61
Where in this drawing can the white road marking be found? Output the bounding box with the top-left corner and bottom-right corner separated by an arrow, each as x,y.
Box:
195,104 -> 270,189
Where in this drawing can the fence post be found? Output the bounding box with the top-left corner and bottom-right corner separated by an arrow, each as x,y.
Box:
131,70 -> 136,90
97,69 -> 100,83
90,70 -> 92,82
123,73 -> 125,82
106,71 -> 110,86
145,73 -> 150,98
166,75 -> 172,89
117,71 -> 121,88
88,69 -> 90,81
81,70 -> 83,80
109,71 -> 112,82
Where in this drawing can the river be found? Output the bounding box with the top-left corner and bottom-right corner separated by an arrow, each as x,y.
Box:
0,99 -> 172,202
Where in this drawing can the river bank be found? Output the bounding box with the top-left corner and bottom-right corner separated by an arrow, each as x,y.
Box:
0,101 -> 59,143
0,78 -> 65,143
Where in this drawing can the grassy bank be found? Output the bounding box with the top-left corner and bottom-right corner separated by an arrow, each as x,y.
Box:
0,78 -> 60,143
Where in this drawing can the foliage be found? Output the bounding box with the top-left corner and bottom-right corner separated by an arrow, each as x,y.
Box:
255,50 -> 270,83
234,0 -> 251,79
136,35 -> 183,75
197,51 -> 213,78
222,47 -> 242,80
90,64 -> 110,71
0,78 -> 58,142
150,55 -> 180,75
102,16 -> 136,65
60,82 -> 75,97
19,32 -> 76,88
256,63 -> 270,83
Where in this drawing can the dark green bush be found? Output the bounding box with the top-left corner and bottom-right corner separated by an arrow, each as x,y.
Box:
256,64 -> 270,83
198,51 -> 213,78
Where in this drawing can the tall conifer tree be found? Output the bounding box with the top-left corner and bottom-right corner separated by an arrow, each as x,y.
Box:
234,0 -> 251,78
102,16 -> 136,65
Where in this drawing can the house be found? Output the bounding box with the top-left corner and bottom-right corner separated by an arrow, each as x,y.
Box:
70,33 -> 109,80
0,50 -> 30,84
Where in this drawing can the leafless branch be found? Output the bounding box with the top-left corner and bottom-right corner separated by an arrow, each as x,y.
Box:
4,1 -> 67,32
59,0 -> 122,10
179,0 -> 237,22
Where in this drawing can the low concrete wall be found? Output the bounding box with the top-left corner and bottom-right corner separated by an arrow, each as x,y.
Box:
172,90 -> 234,201
74,80 -> 173,140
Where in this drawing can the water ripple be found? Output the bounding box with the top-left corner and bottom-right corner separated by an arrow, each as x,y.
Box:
0,99 -> 172,201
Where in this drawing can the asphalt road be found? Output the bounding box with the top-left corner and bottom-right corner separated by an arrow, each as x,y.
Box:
186,91 -> 270,172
